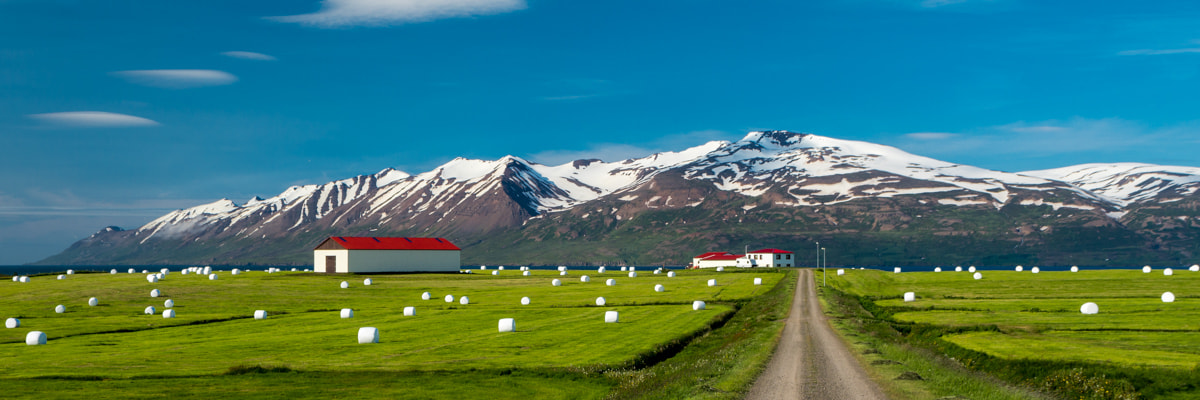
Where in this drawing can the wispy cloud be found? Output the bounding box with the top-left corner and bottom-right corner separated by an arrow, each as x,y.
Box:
270,0 -> 527,28
526,130 -> 737,165
1118,48 -> 1200,56
28,111 -> 159,128
112,69 -> 238,89
221,51 -> 277,61
905,132 -> 957,140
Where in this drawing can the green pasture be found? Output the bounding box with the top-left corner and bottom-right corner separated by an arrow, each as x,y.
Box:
1,268 -> 781,381
827,267 -> 1200,369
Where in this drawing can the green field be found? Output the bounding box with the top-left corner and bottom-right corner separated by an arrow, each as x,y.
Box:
1,267 -> 786,398
826,267 -> 1200,399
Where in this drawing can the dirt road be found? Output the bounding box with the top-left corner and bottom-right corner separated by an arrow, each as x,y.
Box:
744,269 -> 887,400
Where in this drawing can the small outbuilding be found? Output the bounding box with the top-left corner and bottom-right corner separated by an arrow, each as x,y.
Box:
692,252 -> 743,269
313,236 -> 461,273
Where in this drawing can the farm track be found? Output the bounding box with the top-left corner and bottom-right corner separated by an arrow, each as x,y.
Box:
745,269 -> 887,400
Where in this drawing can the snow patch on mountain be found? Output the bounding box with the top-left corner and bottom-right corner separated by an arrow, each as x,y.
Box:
1022,163 -> 1200,207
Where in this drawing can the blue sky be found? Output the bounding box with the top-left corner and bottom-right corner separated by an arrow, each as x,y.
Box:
2,0 -> 1200,264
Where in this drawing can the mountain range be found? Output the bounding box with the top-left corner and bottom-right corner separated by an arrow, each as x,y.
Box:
38,131 -> 1200,267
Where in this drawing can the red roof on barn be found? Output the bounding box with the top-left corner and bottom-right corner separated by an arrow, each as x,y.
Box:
694,251 -> 733,259
700,253 -> 744,261
317,237 -> 460,251
749,248 -> 793,254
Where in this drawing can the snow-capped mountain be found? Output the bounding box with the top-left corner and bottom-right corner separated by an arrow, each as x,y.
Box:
41,131 -> 1200,266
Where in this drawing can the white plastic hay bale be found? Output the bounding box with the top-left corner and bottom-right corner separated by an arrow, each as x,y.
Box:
707,279 -> 717,287
1164,268 -> 1174,276
127,268 -> 136,274
421,292 -> 431,300
1071,266 -> 1079,272
1162,292 -> 1176,303
162,309 -> 175,319
1080,302 -> 1099,315
606,279 -> 616,286
1015,265 -> 1024,272
54,304 -> 65,314
203,267 -> 212,275
232,269 -> 240,275
26,331 -> 46,345
480,265 -> 487,270
147,274 -> 158,283
604,311 -> 619,323
498,318 -> 516,332
628,271 -> 637,278
444,294 -> 455,303
208,274 -> 218,281
955,266 -> 963,272
654,270 -> 661,275
364,278 -> 373,285
340,281 -> 348,289
837,269 -> 845,276
1031,267 -> 1040,274
67,269 -> 74,275
404,306 -> 415,316
558,266 -> 567,272
621,267 -> 627,272
904,292 -> 915,302
12,276 -> 18,282
716,267 -> 724,272
498,266 -> 505,271
523,271 -> 530,276
459,296 -> 469,305
341,308 -> 354,318
254,310 -> 267,320
358,327 -> 379,344
520,297 -> 530,305
155,273 -> 164,280
57,275 -> 65,280
598,266 -> 606,273
692,300 -> 706,311
551,279 -> 562,287
492,271 -> 499,276
968,266 -> 976,273
1143,265 -> 1152,273
291,268 -> 297,271
667,271 -> 675,278
181,270 -> 189,275
150,288 -> 161,298
19,276 -> 29,283
580,275 -> 590,283
559,271 -> 568,276
595,297 -> 606,306
6,318 -> 20,328
144,306 -> 156,315
754,277 -> 762,285
973,272 -> 983,280
934,267 -> 942,272
164,299 -> 174,308
654,284 -> 665,292
88,297 -> 98,307
892,267 -> 900,273
1191,264 -> 1200,272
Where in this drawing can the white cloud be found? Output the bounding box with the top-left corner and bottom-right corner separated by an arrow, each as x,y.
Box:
28,111 -> 160,128
1118,48 -> 1200,56
920,0 -> 971,7
905,132 -> 957,140
271,0 -> 527,28
112,69 -> 238,89
221,51 -> 277,61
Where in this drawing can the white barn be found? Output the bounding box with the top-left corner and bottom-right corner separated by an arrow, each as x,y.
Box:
692,252 -> 744,269
312,236 -> 461,273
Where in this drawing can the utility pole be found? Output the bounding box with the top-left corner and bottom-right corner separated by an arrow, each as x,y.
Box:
821,247 -> 827,287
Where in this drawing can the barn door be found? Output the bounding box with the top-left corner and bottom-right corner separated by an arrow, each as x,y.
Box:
325,255 -> 336,273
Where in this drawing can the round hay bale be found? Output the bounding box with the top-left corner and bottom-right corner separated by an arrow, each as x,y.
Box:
621,267 -> 627,272
580,275 -> 590,283
498,318 -> 515,332
57,275 -> 65,280
630,266 -> 636,272
421,292 -> 431,300
67,269 -> 74,275
155,273 -> 164,280
254,310 -> 267,320
837,269 -> 845,276
604,311 -> 619,323
1031,267 -> 1040,274
1162,292 -> 1176,303
903,292 -> 915,302
232,269 -> 240,275
667,271 -> 675,278
480,266 -> 487,270
340,281 -> 349,289
459,296 -> 469,305
955,266 -> 963,272
128,268 -> 136,274
162,309 -> 175,319
150,289 -> 161,298
716,267 -> 724,272
25,331 -> 46,345
182,270 -> 190,275
595,297 -> 606,306
341,308 -> 354,318
654,284 -> 664,292
598,267 -> 606,273
492,271 -> 499,276
894,267 -> 902,273
1071,266 -> 1079,272
208,274 -> 218,281
520,297 -> 530,305
11,276 -> 17,282
1190,264 -> 1200,272
628,271 -> 637,278
164,299 -> 174,308
551,279 -> 562,287
1080,302 -> 1099,314
55,305 -> 65,314
1015,265 -> 1024,272
498,266 -> 505,271
707,279 -> 717,287
654,270 -> 661,275
968,266 -> 976,273
1143,265 -> 1152,273
144,306 -> 156,315
692,300 -> 706,310
19,276 -> 29,283
444,295 -> 455,303
1164,268 -> 1174,276
973,272 -> 983,280
160,268 -> 169,275
523,271 -> 530,276
754,277 -> 763,285
358,327 -> 379,344
558,266 -> 567,272
147,275 -> 158,283
290,268 -> 297,271
364,278 -> 373,285
934,267 -> 942,272
6,317 -> 19,328
606,279 -> 616,286
404,306 -> 415,316
88,297 -> 98,307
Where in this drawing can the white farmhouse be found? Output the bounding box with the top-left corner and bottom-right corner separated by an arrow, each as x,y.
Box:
742,248 -> 795,268
312,236 -> 461,273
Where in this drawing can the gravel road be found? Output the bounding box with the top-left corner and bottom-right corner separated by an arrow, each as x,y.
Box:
744,269 -> 888,400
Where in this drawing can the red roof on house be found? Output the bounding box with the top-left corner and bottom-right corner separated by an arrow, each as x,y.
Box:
749,248 -> 793,254
319,236 -> 460,251
694,251 -> 733,259
700,253 -> 744,261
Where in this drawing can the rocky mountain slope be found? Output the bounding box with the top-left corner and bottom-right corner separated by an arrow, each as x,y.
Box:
38,131 -> 1200,267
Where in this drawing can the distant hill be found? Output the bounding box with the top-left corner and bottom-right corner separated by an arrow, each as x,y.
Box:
37,131 -> 1200,267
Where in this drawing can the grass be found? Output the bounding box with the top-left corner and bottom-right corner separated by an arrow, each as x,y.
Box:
0,267 -> 790,398
822,267 -> 1200,399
